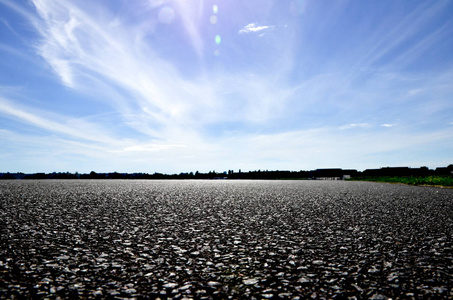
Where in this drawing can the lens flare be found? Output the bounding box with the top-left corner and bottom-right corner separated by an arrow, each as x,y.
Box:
210,15 -> 217,24
213,5 -> 218,14
215,35 -> 221,45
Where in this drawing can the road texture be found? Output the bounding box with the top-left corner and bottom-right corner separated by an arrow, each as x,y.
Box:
0,180 -> 452,299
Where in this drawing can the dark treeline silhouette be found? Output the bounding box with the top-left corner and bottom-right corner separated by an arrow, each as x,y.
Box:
1,165 -> 452,180
361,165 -> 453,177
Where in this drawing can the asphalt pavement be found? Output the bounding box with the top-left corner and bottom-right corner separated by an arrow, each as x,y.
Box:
1,180 -> 452,299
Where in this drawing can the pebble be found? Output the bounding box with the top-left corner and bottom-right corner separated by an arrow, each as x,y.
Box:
163,283 -> 179,289
243,278 -> 259,285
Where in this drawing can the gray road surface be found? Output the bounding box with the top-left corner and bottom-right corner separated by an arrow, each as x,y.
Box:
0,180 -> 452,299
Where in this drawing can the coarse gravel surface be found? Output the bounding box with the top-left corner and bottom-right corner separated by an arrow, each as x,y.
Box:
0,180 -> 452,299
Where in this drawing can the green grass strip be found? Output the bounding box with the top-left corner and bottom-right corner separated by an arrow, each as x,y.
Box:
348,176 -> 453,187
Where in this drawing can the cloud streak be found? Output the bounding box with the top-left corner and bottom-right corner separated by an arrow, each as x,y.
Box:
339,123 -> 370,130
0,96 -> 124,147
239,23 -> 275,34
27,0 -> 203,137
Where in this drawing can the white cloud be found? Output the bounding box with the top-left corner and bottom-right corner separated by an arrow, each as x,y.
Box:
239,23 -> 275,34
1,0 -> 298,156
339,123 -> 370,130
27,0 -> 199,135
0,95 -> 196,173
0,96 -> 120,145
380,124 -> 394,128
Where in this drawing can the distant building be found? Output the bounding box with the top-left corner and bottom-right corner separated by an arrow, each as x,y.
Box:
312,169 -> 353,180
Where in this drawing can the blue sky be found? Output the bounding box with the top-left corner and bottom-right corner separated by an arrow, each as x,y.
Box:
0,0 -> 452,173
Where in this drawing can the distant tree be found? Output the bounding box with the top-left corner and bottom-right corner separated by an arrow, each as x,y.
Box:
0,172 -> 15,180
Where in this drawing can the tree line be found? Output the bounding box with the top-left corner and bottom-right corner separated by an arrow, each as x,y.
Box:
0,165 -> 452,180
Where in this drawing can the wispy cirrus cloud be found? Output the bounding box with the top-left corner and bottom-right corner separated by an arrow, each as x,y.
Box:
239,23 -> 275,34
23,0 -> 296,131
27,0 -> 199,135
348,1 -> 451,71
0,0 -> 298,168
0,96 -> 120,145
0,95 -> 193,167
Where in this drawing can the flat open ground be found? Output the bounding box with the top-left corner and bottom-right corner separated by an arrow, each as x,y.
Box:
1,180 -> 452,299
